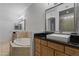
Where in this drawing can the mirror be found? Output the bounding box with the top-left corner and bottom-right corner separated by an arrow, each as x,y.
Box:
45,3 -> 75,34
14,19 -> 26,31
46,6 -> 57,32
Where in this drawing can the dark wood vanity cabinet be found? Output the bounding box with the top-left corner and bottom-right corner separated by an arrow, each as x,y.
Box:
34,36 -> 66,56
65,46 -> 79,56
48,41 -> 65,52
34,37 -> 48,56
41,39 -> 48,56
47,47 -> 54,56
55,50 -> 67,56
48,41 -> 66,56
41,45 -> 48,56
34,36 -> 79,56
35,51 -> 40,56
34,37 -> 41,56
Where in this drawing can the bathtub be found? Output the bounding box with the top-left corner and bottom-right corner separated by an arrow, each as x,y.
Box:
10,38 -> 33,56
14,38 -> 31,46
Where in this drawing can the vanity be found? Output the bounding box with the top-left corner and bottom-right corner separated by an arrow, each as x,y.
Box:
34,33 -> 79,56
34,3 -> 79,56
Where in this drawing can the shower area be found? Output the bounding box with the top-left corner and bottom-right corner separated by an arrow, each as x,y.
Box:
59,7 -> 75,32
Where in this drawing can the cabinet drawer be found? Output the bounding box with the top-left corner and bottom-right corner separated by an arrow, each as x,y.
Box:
48,41 -> 64,52
55,50 -> 67,56
41,40 -> 47,46
47,47 -> 54,56
65,46 -> 79,56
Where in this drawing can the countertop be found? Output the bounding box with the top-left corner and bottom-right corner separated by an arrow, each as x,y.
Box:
34,32 -> 79,48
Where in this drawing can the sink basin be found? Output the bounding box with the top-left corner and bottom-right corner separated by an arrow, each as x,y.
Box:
47,34 -> 70,43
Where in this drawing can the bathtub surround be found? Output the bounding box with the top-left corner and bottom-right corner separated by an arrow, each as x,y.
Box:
10,32 -> 33,56
10,38 -> 31,56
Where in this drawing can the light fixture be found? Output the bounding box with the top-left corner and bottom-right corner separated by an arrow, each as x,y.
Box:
66,11 -> 69,14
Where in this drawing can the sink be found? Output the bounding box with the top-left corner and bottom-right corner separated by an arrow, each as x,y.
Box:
47,34 -> 70,43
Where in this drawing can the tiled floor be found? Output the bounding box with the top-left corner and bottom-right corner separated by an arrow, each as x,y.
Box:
0,41 -> 10,56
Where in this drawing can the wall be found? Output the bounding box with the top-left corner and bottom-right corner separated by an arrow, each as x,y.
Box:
0,3 -> 32,56
25,3 -> 54,33
25,3 -> 75,33
0,20 -> 14,42
0,3 -> 31,43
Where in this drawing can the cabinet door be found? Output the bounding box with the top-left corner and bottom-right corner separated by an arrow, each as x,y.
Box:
55,50 -> 67,56
41,45 -> 48,56
48,41 -> 65,52
47,47 -> 54,56
65,46 -> 79,56
34,38 -> 41,54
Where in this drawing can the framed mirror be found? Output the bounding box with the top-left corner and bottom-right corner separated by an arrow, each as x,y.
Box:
45,3 -> 76,34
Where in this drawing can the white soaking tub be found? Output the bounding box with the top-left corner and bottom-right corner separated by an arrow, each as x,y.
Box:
14,38 -> 31,46
10,38 -> 33,56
